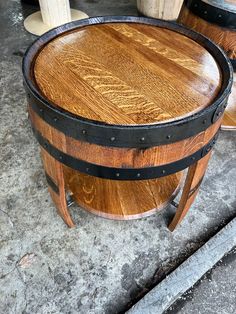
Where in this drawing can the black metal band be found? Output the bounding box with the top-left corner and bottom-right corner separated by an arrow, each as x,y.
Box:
32,126 -> 219,181
23,16 -> 233,149
26,88 -> 227,149
230,59 -> 236,72
185,0 -> 236,29
45,173 -> 59,194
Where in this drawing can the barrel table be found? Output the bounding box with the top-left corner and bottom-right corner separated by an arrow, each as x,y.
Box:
178,0 -> 236,130
23,17 -> 233,231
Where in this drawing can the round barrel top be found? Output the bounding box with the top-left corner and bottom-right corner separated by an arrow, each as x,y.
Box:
32,19 -> 223,126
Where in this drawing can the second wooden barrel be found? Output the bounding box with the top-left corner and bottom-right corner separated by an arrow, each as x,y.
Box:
178,0 -> 236,130
23,17 -> 233,230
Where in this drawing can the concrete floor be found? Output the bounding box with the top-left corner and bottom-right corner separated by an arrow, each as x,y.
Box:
166,248 -> 236,314
0,1 -> 235,313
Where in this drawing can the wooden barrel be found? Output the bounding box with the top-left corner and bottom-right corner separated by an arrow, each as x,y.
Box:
22,16 -> 232,230
137,0 -> 184,20
178,0 -> 236,130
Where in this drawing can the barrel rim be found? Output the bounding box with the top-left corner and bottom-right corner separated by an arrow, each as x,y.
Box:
183,0 -> 236,29
22,16 -> 233,148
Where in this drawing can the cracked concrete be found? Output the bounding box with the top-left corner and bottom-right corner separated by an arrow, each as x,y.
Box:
0,1 -> 236,313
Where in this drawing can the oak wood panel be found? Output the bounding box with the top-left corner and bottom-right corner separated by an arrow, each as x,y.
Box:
41,148 -> 75,227
222,74 -> 236,129
178,6 -> 236,130
63,166 -> 182,219
29,107 -> 221,168
168,151 -> 212,231
34,23 -> 222,125
31,108 -> 183,220
178,6 -> 236,60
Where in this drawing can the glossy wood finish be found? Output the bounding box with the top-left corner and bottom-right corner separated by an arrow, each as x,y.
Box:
34,23 -> 222,125
221,75 -> 236,130
169,151 -> 211,231
29,103 -> 221,227
41,148 -> 75,227
178,5 -> 236,130
29,107 -> 222,169
64,167 -> 182,220
25,18 -> 229,230
178,6 -> 236,60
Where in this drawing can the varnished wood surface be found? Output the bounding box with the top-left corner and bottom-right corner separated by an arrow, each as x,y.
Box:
34,22 -> 222,125
178,6 -> 236,60
41,148 -> 75,227
169,151 -> 211,231
29,106 -> 222,168
178,5 -> 236,130
222,74 -> 236,130
63,166 -> 183,219
29,103 -> 220,223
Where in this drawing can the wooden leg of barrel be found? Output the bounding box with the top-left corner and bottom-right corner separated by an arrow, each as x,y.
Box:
168,152 -> 212,231
40,148 -> 75,227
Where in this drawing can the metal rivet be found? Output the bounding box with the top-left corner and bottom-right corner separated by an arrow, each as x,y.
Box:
191,157 -> 195,161
59,155 -> 63,160
203,119 -> 207,124
140,137 -> 145,142
194,3 -> 198,7
110,137 -> 116,142
137,173 -> 141,178
53,117 -> 58,122
166,135 -> 171,139
204,10 -> 207,14
82,129 -> 86,135
217,111 -> 222,116
116,173 -> 120,177
162,170 -> 166,174
39,108 -> 43,113
218,14 -> 222,18
86,167 -> 89,172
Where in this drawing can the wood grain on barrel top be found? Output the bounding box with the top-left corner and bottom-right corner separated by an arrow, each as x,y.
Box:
33,22 -> 222,125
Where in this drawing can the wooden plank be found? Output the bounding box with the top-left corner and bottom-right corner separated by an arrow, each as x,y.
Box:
127,218 -> 236,314
168,151 -> 212,231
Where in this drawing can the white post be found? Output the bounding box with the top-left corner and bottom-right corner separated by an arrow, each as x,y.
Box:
39,0 -> 72,28
23,0 -> 88,36
137,0 -> 184,20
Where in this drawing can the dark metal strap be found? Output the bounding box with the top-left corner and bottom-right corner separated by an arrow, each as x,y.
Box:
185,0 -> 236,29
26,88 -> 228,149
45,172 -> 59,194
230,59 -> 236,72
33,127 -> 219,181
